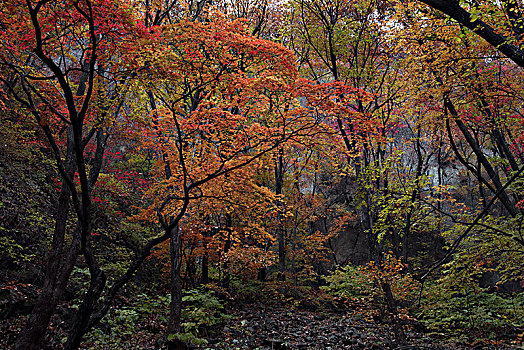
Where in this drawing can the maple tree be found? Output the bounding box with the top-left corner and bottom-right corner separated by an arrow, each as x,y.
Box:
0,0 -> 140,348
393,0 -> 524,229
117,11 -> 362,348
283,0 -> 523,343
284,0 -> 404,248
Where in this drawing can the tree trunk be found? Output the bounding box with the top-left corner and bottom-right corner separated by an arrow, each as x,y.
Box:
13,131 -> 78,350
257,267 -> 267,282
379,279 -> 407,346
445,99 -> 517,216
220,214 -> 232,289
200,252 -> 209,285
275,150 -> 286,281
166,225 -> 187,350
64,270 -> 106,350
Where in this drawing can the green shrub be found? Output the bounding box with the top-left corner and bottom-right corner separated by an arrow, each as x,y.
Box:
82,306 -> 141,348
170,287 -> 231,346
418,284 -> 524,337
321,264 -> 375,299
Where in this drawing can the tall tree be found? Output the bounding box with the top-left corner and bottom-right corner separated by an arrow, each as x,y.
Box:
0,1 -> 137,348
126,15 -> 338,348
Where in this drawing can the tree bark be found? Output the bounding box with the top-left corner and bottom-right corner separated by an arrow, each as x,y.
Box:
220,214 -> 232,289
13,130 -> 78,350
201,251 -> 209,285
379,279 -> 407,346
445,98 -> 517,216
417,0 -> 524,69
275,150 -> 286,281
166,225 -> 187,350
64,270 -> 106,350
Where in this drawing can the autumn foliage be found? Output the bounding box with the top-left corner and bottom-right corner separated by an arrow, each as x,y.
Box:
0,0 -> 523,349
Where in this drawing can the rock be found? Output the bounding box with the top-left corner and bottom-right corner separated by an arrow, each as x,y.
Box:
263,338 -> 283,347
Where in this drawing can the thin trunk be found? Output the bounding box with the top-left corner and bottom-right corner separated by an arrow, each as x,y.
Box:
64,271 -> 106,350
221,214 -> 232,289
166,225 -> 186,350
63,126 -> 110,349
186,254 -> 196,288
479,95 -> 519,172
257,267 -> 267,282
200,252 -> 209,285
403,134 -> 424,265
445,99 -> 517,216
379,279 -> 407,346
275,150 -> 286,281
402,212 -> 411,265
291,201 -> 299,296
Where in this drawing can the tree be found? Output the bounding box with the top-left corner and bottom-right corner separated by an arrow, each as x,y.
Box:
414,0 -> 524,68
0,0 -> 138,348
388,0 -> 524,307
124,14 -> 338,348
284,0 -> 406,259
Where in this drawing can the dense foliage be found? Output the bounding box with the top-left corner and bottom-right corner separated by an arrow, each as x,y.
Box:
1,0 -> 523,349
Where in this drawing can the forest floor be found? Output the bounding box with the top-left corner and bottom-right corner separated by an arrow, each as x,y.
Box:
2,292 -> 522,349
183,301 -> 521,350
195,304 -> 496,350
203,303 -> 433,349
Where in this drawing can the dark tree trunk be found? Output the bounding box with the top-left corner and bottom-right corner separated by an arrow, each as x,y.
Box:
63,126 -> 111,349
257,267 -> 267,282
445,99 -> 517,216
379,279 -> 407,346
64,271 -> 106,350
166,225 -> 187,350
220,214 -> 232,289
200,252 -> 209,285
416,0 -> 524,69
13,193 -> 72,350
275,150 -> 286,281
13,131 -> 78,350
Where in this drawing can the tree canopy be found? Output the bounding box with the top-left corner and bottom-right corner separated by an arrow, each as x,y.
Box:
0,0 -> 523,349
